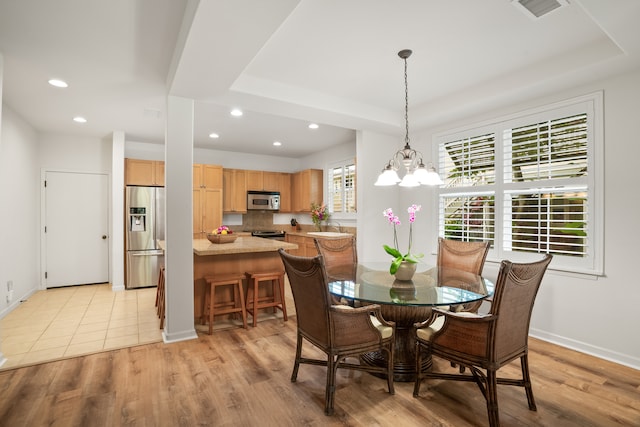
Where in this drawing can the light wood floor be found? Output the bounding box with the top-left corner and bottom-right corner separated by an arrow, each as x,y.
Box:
0,284 -> 162,370
0,312 -> 638,426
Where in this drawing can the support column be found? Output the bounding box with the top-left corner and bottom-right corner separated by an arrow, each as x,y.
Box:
163,96 -> 197,343
110,131 -> 125,291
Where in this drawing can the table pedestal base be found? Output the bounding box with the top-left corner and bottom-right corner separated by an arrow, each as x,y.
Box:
361,305 -> 434,382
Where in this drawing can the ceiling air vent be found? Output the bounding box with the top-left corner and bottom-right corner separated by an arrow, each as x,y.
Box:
512,0 -> 568,19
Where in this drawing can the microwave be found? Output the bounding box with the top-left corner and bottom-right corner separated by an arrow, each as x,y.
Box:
247,191 -> 280,211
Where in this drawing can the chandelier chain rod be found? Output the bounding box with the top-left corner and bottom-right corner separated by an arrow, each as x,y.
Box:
404,55 -> 410,148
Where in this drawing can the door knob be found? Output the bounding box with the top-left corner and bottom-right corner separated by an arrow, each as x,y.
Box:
102,235 -> 108,239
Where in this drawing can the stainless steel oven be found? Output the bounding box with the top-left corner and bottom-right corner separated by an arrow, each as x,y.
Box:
251,230 -> 286,241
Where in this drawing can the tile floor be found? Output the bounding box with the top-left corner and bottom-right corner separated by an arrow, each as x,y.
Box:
0,283 -> 162,370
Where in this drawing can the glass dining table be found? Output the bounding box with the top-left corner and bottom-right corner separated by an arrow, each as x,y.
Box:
327,262 -> 495,381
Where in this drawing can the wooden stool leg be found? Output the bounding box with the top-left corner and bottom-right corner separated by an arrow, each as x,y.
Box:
236,281 -> 248,329
208,283 -> 215,335
251,277 -> 259,327
158,267 -> 166,329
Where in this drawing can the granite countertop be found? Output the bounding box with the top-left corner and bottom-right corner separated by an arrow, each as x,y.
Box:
285,231 -> 354,239
192,236 -> 297,256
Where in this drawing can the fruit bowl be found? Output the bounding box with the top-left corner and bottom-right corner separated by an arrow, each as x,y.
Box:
207,233 -> 237,244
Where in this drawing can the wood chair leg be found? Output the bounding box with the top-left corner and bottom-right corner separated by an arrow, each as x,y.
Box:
486,370 -> 499,427
325,355 -> 337,416
521,355 -> 537,410
291,333 -> 302,382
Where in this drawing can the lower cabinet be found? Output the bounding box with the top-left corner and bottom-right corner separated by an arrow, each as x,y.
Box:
285,234 -> 319,257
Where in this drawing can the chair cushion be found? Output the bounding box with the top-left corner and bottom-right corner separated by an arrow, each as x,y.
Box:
332,305 -> 393,339
416,315 -> 445,341
416,311 -> 489,341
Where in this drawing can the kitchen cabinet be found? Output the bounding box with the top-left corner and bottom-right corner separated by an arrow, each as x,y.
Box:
278,173 -> 292,212
285,234 -> 318,257
247,170 -> 291,211
125,158 -> 164,186
193,164 -> 223,190
291,169 -> 323,212
223,169 -> 247,213
193,164 -> 223,236
246,170 -> 280,191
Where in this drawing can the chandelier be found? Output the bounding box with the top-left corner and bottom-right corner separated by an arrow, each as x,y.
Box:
374,49 -> 443,187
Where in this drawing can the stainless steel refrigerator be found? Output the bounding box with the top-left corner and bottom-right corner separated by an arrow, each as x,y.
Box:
125,186 -> 165,289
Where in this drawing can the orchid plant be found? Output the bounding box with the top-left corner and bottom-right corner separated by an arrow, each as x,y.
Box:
383,204 -> 424,274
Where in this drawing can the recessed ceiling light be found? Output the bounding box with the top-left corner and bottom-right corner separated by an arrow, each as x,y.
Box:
230,108 -> 243,117
209,133 -> 220,139
308,123 -> 319,129
273,141 -> 282,146
73,116 -> 87,123
48,79 -> 68,88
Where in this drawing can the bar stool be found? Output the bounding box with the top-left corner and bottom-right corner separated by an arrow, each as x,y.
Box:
156,266 -> 166,329
202,274 -> 247,334
244,270 -> 288,327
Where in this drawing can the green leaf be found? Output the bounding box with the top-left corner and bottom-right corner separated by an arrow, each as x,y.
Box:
389,257 -> 403,274
383,244 -> 402,258
403,253 -> 423,263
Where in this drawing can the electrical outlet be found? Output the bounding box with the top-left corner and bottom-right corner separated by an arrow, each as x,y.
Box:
7,280 -> 13,291
6,290 -> 13,303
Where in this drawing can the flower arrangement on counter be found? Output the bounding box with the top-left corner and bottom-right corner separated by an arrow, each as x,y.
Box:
310,202 -> 330,231
212,225 -> 233,235
383,204 -> 423,274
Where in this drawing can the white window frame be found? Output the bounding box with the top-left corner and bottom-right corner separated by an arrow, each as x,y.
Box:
434,92 -> 604,276
326,158 -> 357,219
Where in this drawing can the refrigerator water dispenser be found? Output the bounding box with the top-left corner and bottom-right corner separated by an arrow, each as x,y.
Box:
129,207 -> 147,232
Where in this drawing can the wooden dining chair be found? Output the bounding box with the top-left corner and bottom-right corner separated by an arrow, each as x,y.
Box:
313,236 -> 357,280
278,248 -> 395,416
437,237 -> 490,312
413,254 -> 553,427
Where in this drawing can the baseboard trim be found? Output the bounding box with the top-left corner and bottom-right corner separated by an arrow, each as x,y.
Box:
162,328 -> 198,344
0,288 -> 39,320
531,328 -> 640,371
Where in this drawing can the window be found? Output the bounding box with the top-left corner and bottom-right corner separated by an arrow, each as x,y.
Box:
328,160 -> 356,215
435,93 -> 603,274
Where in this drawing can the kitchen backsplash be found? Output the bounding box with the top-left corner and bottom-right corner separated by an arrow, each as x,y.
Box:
227,211 -> 355,234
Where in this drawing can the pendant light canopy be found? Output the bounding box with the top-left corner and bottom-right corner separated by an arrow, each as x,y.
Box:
375,49 -> 443,187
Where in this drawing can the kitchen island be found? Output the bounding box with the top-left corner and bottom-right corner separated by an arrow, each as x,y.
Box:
158,237 -> 298,322
192,236 -> 297,320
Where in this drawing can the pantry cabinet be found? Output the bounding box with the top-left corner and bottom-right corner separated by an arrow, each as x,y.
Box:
223,169 -> 247,213
125,158 -> 164,186
193,164 -> 223,236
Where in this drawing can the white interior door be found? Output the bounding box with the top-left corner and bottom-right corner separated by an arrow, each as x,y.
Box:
45,171 -> 109,287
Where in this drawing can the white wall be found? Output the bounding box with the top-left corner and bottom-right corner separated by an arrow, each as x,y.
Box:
125,141 -> 302,173
0,105 -> 40,318
363,69 -> 640,369
39,133 -> 112,172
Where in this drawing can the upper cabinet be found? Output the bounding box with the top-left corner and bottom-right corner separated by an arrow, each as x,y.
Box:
278,173 -> 292,212
246,170 -> 281,192
291,169 -> 323,212
125,159 -> 164,186
193,164 -> 223,190
223,169 -> 247,213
